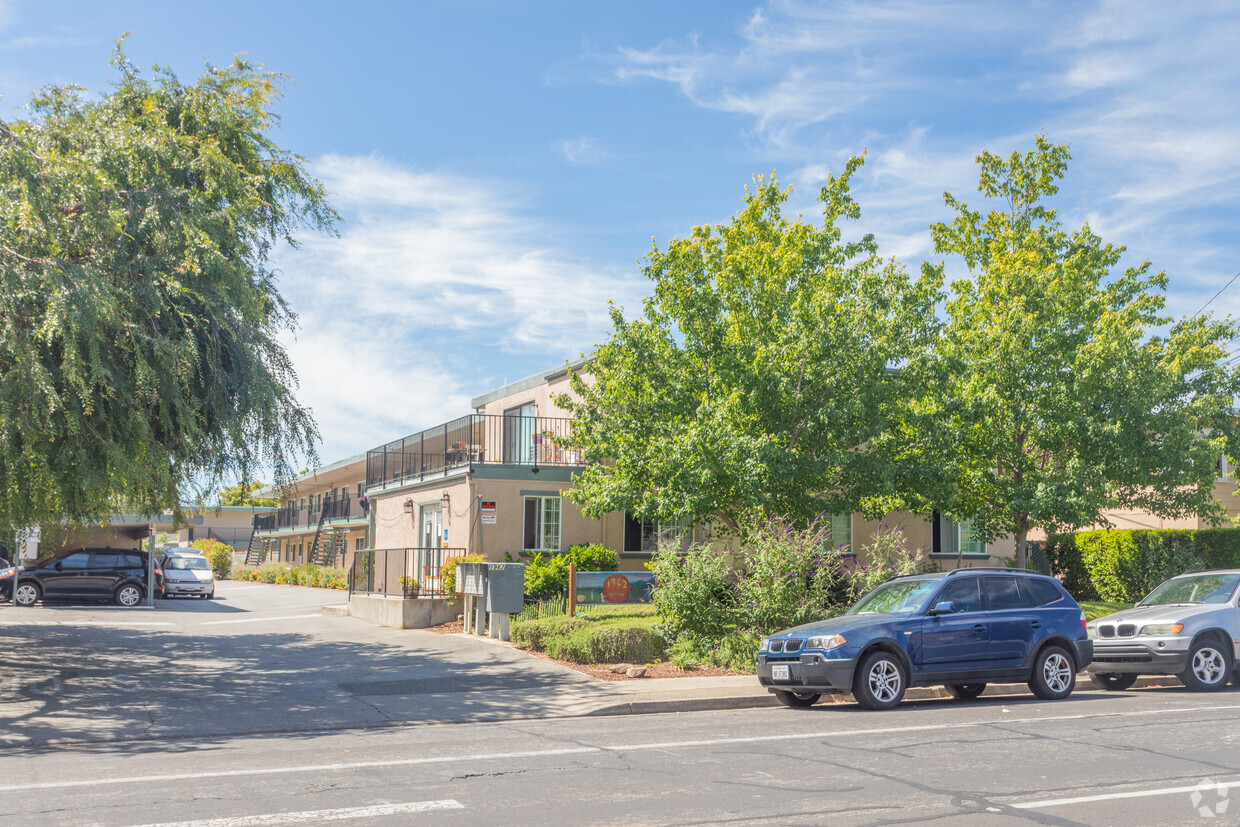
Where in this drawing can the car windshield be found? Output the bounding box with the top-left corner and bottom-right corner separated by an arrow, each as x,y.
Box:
846,579 -> 940,615
166,557 -> 210,571
1140,573 -> 1240,606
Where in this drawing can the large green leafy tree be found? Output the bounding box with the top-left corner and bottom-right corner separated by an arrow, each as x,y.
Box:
0,42 -> 334,531
928,136 -> 1240,567
558,159 -> 941,534
218,481 -> 279,508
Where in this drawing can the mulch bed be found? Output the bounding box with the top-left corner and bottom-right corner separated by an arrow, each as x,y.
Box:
524,651 -> 746,681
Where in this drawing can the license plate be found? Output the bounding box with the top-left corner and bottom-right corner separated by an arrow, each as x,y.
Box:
771,664 -> 790,681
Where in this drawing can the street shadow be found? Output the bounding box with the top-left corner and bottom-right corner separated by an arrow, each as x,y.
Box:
0,619 -> 600,755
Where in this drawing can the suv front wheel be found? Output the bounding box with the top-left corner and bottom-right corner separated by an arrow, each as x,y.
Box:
1029,645 -> 1076,700
853,650 -> 907,710
14,581 -> 40,607
773,690 -> 820,708
1181,639 -> 1231,691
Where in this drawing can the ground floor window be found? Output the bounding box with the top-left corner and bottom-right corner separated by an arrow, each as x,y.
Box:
623,514 -> 692,553
953,519 -> 985,556
825,513 -> 852,552
931,512 -> 986,557
524,496 -> 561,551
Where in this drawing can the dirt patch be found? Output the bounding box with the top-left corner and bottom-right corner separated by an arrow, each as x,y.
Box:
422,618 -> 465,634
520,648 -> 746,681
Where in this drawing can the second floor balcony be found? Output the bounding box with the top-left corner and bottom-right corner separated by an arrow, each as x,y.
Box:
366,413 -> 582,489
253,493 -> 365,532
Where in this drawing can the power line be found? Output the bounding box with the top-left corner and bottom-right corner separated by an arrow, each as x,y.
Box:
1194,268 -> 1240,318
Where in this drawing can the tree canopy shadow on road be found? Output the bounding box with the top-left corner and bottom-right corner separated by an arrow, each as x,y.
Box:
0,620 -> 603,758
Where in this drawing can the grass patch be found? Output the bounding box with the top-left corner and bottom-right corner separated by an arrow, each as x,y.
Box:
1079,600 -> 1132,621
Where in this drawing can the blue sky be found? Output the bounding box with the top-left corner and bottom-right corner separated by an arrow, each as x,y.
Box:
3,1 -> 1239,469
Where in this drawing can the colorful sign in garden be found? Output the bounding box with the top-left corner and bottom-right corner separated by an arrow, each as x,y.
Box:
574,571 -> 655,605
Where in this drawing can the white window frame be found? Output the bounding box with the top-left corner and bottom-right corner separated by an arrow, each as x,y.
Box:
524,496 -> 561,552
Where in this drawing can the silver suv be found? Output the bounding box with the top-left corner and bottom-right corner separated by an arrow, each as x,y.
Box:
1086,570 -> 1240,692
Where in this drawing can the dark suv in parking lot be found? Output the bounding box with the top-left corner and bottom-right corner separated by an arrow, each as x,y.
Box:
2,548 -> 163,607
756,568 -> 1093,710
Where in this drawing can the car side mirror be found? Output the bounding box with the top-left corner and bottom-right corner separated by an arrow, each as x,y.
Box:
929,601 -> 955,616
54,561 -> 63,571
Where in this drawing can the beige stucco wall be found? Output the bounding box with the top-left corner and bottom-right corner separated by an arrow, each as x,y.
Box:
369,473 -> 630,564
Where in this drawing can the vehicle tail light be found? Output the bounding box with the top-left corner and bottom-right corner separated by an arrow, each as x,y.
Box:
1080,612 -> 1087,630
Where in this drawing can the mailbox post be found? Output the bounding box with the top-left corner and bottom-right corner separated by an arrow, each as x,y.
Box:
459,562 -> 487,636
483,563 -> 525,641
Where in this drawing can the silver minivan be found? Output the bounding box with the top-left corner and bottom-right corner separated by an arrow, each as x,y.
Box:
161,551 -> 216,599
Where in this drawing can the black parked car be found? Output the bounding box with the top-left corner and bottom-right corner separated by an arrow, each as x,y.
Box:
2,548 -> 164,607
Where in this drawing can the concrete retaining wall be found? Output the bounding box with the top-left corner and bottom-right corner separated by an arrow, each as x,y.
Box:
349,593 -> 458,629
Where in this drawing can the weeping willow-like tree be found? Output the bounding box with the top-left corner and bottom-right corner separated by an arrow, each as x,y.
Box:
0,40 -> 334,530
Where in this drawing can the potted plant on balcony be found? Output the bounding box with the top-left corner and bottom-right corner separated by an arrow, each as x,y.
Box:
399,576 -> 421,599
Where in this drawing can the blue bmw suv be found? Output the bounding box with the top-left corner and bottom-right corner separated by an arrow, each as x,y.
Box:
756,569 -> 1093,710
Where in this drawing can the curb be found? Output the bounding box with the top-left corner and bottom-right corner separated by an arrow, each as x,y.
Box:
320,605 -> 350,617
585,674 -> 1183,717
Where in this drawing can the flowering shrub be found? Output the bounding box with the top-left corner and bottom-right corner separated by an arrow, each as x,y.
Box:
733,515 -> 851,635
233,563 -> 347,590
652,515 -> 928,673
848,523 -> 924,600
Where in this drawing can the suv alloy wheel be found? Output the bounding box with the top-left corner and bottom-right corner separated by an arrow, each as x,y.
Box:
1028,645 -> 1076,700
853,650 -> 907,710
773,690 -> 820,708
115,584 -> 144,607
14,581 -> 40,607
1181,639 -> 1231,691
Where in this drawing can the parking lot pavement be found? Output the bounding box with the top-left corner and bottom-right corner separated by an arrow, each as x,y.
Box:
0,581 -> 608,747
3,685 -> 1240,825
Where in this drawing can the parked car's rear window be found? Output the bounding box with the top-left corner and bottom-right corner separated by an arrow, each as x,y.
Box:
166,557 -> 211,571
984,576 -> 1023,610
1019,578 -> 1064,607
91,552 -> 122,569
123,554 -> 144,568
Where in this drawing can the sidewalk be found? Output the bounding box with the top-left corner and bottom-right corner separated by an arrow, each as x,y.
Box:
578,674 -> 1182,717
436,630 -> 1184,718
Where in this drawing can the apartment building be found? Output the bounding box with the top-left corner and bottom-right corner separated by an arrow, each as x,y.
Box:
245,453 -> 371,569
357,358 -> 1013,590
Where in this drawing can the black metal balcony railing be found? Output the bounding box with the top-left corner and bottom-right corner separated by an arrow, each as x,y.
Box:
251,494 -> 365,533
348,547 -> 466,598
365,414 -> 581,489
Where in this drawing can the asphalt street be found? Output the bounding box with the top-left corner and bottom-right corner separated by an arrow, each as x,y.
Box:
2,686 -> 1240,825
0,581 -> 608,748
3,582 -> 1240,824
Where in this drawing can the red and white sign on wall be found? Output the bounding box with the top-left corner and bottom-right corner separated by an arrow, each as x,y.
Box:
480,500 -> 497,524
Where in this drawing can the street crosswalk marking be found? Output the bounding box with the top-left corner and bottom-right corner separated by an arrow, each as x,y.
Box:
127,799 -> 465,826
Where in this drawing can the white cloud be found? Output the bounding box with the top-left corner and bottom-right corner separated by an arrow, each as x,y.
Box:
556,136 -> 611,165
600,1 -> 1240,320
0,32 -> 92,50
274,154 -> 646,461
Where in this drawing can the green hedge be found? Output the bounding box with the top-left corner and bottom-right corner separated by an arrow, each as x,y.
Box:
511,607 -> 663,664
1047,528 -> 1240,603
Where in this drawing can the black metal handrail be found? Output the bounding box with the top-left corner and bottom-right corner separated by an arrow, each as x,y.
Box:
252,494 -> 366,533
348,547 -> 467,599
365,414 -> 581,488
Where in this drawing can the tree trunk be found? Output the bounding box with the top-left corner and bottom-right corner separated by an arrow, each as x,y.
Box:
1014,525 -> 1028,569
